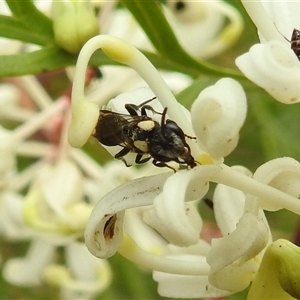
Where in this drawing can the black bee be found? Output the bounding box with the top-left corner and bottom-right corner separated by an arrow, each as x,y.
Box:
290,28 -> 300,60
93,98 -> 197,171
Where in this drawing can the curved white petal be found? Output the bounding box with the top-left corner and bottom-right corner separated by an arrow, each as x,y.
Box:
153,255 -> 231,298
260,2 -> 300,41
213,187 -> 244,236
208,259 -> 259,292
85,172 -> 172,258
236,40 -> 300,104
124,207 -> 168,253
253,157 -> 300,211
143,166 -> 221,247
191,78 -> 247,159
208,212 -> 269,271
207,212 -> 269,291
166,1 -> 224,59
213,166 -> 251,236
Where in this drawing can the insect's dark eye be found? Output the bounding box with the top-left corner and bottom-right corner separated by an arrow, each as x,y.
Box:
165,120 -> 185,140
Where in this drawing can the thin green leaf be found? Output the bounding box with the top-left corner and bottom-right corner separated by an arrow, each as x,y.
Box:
120,0 -> 184,58
245,87 -> 300,162
120,0 -> 244,79
0,15 -> 53,45
0,46 -> 76,76
5,0 -> 53,41
0,46 -> 120,77
176,76 -> 217,108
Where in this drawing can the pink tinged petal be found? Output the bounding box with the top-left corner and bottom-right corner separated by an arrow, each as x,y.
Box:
191,78 -> 247,159
207,212 -> 269,291
85,172 -> 173,259
253,157 -> 300,211
236,41 -> 300,104
153,255 -> 231,299
143,166 -> 221,247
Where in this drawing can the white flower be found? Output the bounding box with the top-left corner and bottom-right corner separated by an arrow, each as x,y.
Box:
0,75 -> 119,299
166,0 -> 243,59
70,35 -> 300,298
43,241 -> 112,300
52,0 -> 99,53
3,239 -> 56,286
236,1 -> 300,104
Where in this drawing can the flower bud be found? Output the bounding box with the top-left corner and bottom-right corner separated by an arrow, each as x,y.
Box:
52,1 -> 99,53
248,239 -> 300,299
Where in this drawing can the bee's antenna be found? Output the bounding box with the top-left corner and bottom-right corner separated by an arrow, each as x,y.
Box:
161,107 -> 168,137
273,22 -> 291,43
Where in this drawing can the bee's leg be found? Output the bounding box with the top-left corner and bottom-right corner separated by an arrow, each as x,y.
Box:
125,104 -> 139,116
184,134 -> 197,140
140,105 -> 162,117
135,154 -> 151,164
114,147 -> 132,167
125,97 -> 159,117
152,160 -> 176,172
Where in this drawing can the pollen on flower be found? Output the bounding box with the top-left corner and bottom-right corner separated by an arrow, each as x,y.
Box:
197,153 -> 214,165
101,37 -> 135,64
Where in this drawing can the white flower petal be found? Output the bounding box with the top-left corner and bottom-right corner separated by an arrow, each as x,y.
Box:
260,2 -> 300,41
85,172 -> 172,259
3,239 -> 55,286
37,160 -> 84,218
253,157 -> 300,211
153,255 -> 230,298
191,78 -> 247,158
166,0 -> 224,59
143,166 -> 221,247
167,239 -> 211,256
236,40 -> 300,104
65,242 -> 111,283
208,259 -> 259,292
44,257 -> 112,300
207,212 -> 269,291
124,207 -> 168,253
213,165 -> 252,235
213,185 -> 245,236
0,191 -> 31,240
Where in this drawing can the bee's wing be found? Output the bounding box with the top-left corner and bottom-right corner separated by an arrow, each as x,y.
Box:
93,110 -> 141,147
